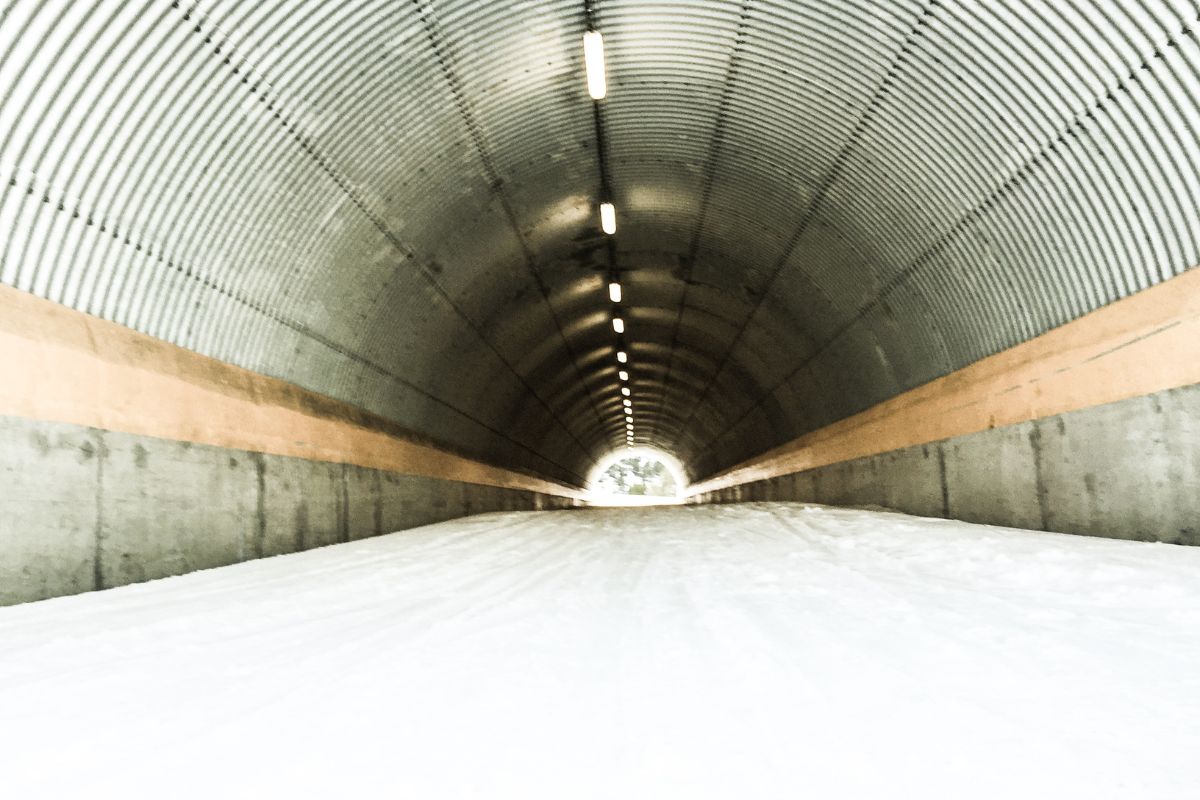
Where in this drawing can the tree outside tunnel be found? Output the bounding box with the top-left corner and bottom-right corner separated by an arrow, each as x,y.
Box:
588,447 -> 686,505
596,456 -> 678,497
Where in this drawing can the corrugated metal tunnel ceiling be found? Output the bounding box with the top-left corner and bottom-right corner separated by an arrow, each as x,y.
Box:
3,0 -> 1199,487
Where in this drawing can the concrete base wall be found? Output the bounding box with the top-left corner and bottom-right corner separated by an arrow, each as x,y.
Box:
0,416 -> 578,606
691,384 -> 1200,545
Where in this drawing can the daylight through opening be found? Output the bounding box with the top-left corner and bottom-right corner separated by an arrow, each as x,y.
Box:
587,448 -> 687,506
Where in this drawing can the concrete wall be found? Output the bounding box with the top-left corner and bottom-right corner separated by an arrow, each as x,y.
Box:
0,415 -> 578,606
691,383 -> 1200,545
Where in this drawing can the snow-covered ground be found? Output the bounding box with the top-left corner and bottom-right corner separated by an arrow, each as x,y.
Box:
2,503 -> 1199,799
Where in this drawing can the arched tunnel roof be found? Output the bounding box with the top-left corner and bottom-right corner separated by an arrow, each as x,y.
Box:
1,0 -> 1197,487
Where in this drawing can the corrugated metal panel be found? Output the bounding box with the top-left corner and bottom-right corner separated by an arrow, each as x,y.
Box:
2,1 -> 1198,484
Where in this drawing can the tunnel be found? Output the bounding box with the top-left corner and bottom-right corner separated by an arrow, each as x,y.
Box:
2,1 -> 1200,796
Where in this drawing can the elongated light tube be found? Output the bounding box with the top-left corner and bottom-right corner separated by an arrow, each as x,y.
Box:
600,202 -> 616,234
608,281 -> 622,303
583,31 -> 607,100
612,317 -> 624,333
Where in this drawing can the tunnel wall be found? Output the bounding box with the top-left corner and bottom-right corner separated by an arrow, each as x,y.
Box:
685,270 -> 1200,544
690,382 -> 1200,545
0,286 -> 583,607
0,414 -> 576,606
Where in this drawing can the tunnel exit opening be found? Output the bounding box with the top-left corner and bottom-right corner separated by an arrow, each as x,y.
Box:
587,447 -> 688,506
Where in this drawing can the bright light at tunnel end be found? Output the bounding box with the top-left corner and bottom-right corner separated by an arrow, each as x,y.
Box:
587,446 -> 688,506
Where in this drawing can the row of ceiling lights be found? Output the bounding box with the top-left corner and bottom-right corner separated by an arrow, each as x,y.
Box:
584,30 -> 635,450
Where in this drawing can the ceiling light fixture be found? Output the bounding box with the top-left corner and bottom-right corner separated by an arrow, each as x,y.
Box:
583,30 -> 606,100
612,317 -> 624,333
600,202 -> 616,235
617,351 -> 627,364
608,282 -> 622,303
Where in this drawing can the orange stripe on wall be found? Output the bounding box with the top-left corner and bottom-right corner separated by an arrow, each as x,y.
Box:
688,267 -> 1200,497
0,285 -> 584,500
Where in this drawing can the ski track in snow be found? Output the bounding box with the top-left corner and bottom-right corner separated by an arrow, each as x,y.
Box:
1,502 -> 1199,799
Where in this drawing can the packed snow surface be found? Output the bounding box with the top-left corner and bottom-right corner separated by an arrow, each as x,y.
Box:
3,503 -> 1200,798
